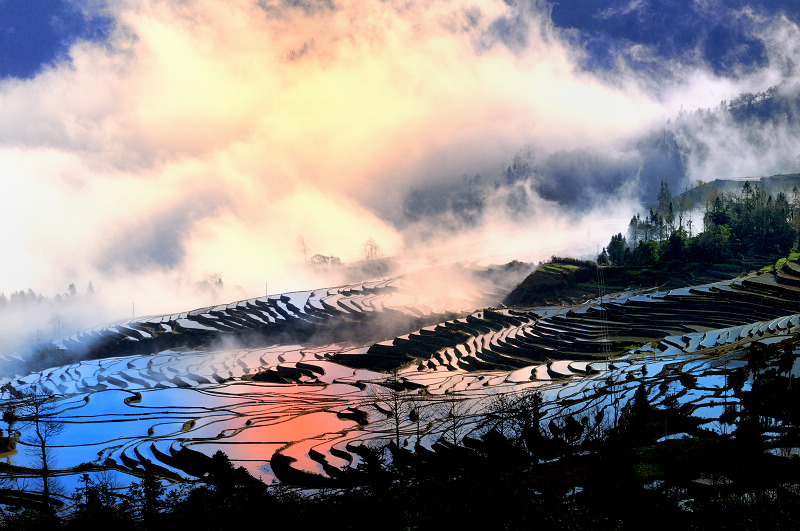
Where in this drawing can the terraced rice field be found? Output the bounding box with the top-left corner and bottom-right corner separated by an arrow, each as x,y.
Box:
2,267 -> 800,502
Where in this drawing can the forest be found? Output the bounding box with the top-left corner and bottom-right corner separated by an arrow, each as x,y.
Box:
598,179 -> 800,268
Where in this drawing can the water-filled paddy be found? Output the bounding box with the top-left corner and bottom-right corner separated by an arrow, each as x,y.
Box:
3,273 -> 800,504
0,334 -> 777,498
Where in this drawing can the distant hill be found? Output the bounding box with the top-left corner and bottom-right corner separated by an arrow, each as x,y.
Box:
676,173 -> 800,207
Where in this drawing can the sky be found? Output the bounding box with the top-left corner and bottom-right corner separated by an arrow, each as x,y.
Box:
2,0 -> 800,331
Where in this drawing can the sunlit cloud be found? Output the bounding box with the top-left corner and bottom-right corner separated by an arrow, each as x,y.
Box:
1,0 -> 799,341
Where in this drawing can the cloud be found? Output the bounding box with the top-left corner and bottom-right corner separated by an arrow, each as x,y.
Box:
0,0 -> 799,347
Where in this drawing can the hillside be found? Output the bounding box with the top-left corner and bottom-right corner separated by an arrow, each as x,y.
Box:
675,173 -> 800,207
503,256 -> 764,308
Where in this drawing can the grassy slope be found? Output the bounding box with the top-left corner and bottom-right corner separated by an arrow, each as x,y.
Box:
504,254 -> 778,307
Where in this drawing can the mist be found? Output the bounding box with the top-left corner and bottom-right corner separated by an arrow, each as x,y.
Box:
2,0 -> 800,351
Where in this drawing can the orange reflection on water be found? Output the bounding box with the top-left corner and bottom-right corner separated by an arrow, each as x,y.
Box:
224,411 -> 355,446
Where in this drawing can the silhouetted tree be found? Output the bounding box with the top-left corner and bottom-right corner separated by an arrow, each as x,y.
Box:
371,369 -> 409,448
607,233 -> 627,265
361,237 -> 386,279
17,388 -> 65,510
2,406 -> 16,437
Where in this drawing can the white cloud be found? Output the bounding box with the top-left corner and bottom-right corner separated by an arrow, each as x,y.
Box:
0,0 -> 798,339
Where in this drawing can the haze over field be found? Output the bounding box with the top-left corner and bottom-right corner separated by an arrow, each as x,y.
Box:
2,0 -> 800,331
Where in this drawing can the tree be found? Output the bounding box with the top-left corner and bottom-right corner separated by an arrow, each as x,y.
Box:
126,464 -> 166,527
619,384 -> 653,443
371,369 -> 408,448
361,237 -> 385,279
704,194 -> 729,232
444,396 -> 463,446
309,254 -> 343,272
171,451 -> 272,529
627,215 -> 640,249
486,394 -> 508,438
657,180 -> 672,212
408,405 -> 422,447
777,343 -> 795,389
297,236 -> 310,267
2,406 -> 16,437
1,406 -> 18,454
488,389 -> 544,454
504,145 -> 535,185
49,312 -> 64,337
666,201 -> 675,234
71,472 -> 132,528
693,223 -> 732,262
677,190 -> 692,232
560,415 -> 585,454
664,228 -> 687,261
205,272 -> 223,287
607,233 -> 627,265
648,208 -> 665,240
17,388 -> 65,507
433,394 -> 470,446
634,240 -> 660,267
